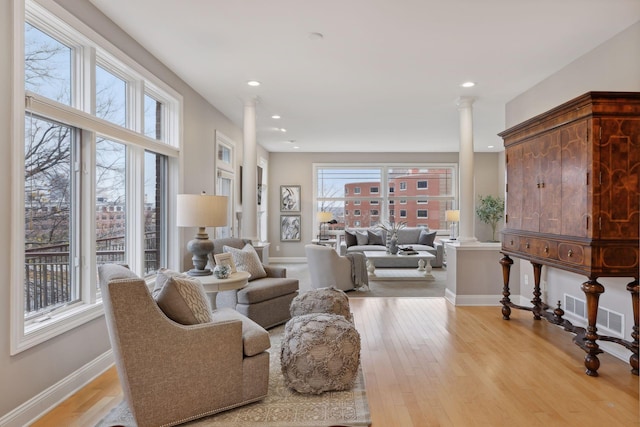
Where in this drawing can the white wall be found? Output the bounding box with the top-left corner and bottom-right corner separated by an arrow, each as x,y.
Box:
0,0 -> 244,422
505,21 -> 640,361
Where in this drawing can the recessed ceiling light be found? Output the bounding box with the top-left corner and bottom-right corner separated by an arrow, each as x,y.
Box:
287,140 -> 296,144
488,145 -> 495,149
461,81 -> 475,88
293,146 -> 300,149
280,128 -> 287,132
247,80 -> 261,87
271,115 -> 281,119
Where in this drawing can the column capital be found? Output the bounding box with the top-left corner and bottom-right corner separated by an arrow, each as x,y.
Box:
456,96 -> 476,109
243,97 -> 258,107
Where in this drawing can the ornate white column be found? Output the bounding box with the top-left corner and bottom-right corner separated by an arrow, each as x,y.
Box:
242,98 -> 258,241
457,97 -> 477,243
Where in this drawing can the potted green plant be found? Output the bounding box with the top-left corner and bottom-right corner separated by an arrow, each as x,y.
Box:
475,195 -> 505,242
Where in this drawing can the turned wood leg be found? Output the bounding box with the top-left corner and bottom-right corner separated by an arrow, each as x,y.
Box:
531,262 -> 543,320
627,279 -> 639,376
581,279 -> 605,377
500,255 -> 513,320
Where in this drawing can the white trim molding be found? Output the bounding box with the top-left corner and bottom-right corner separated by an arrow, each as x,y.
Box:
0,351 -> 114,427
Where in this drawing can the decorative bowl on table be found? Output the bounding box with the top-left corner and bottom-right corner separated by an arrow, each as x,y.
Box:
213,264 -> 231,279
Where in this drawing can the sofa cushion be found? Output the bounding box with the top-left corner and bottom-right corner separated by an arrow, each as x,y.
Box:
347,244 -> 386,253
155,275 -> 213,325
236,277 -> 299,304
344,230 -> 357,247
211,307 -> 270,356
418,229 -> 437,246
224,243 -> 267,281
397,227 -> 422,244
367,229 -> 385,245
355,230 -> 369,246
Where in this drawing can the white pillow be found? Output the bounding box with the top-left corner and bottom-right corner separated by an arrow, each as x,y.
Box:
223,244 -> 267,281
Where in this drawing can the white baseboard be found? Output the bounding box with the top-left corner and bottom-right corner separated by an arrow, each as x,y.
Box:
445,290 -> 503,306
0,350 -> 114,427
269,256 -> 307,264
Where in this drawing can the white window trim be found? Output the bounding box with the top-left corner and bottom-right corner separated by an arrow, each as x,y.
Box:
215,130 -> 235,173
12,0 -> 183,355
312,162 -> 458,237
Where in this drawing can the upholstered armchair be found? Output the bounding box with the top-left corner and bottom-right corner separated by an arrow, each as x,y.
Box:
99,264 -> 270,427
305,244 -> 368,291
212,238 -> 299,329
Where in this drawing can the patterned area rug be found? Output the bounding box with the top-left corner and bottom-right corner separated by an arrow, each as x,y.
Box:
96,325 -> 371,427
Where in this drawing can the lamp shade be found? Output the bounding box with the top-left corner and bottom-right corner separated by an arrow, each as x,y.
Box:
445,209 -> 460,222
317,211 -> 333,223
176,193 -> 228,227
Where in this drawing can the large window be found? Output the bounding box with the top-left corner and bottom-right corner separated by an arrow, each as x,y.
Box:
15,1 -> 181,354
314,164 -> 456,232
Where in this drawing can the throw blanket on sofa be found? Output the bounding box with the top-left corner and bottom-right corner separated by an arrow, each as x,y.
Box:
346,253 -> 369,290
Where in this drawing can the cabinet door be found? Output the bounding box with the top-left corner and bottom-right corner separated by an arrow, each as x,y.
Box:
538,131 -> 562,234
505,145 -> 523,230
561,119 -> 590,238
597,117 -> 640,240
521,138 -> 541,232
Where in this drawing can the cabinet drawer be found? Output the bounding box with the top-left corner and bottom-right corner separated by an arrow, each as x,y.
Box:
502,234 -> 519,251
558,243 -> 585,266
531,239 -> 557,259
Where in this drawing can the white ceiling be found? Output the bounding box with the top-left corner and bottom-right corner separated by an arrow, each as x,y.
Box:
89,0 -> 640,153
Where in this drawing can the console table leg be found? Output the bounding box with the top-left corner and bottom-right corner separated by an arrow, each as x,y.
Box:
500,255 -> 513,320
581,279 -> 605,377
531,262 -> 543,320
627,279 -> 639,376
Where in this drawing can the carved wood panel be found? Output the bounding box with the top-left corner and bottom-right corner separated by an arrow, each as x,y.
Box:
597,117 -> 640,240
538,131 -> 562,235
561,119 -> 590,238
505,145 -> 523,230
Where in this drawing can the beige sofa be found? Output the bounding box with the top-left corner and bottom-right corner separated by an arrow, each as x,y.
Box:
212,238 -> 299,329
99,264 -> 270,427
339,227 -> 444,267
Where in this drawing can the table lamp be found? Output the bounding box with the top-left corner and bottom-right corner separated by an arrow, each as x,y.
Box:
317,211 -> 333,241
177,192 -> 228,276
445,209 -> 460,240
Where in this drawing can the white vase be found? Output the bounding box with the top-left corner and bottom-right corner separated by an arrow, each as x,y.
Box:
389,234 -> 399,255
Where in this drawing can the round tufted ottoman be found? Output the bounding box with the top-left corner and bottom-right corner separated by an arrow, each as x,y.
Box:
289,287 -> 352,321
281,312 -> 361,394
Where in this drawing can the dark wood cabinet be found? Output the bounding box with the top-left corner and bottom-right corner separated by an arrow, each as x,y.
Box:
498,92 -> 639,376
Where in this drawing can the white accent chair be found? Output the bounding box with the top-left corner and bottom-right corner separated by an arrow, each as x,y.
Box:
305,244 -> 367,291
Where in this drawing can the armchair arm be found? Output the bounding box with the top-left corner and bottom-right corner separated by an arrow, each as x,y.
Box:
433,241 -> 444,267
264,265 -> 286,278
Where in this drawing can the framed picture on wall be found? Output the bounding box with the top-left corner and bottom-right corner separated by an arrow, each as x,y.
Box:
280,215 -> 301,241
280,185 -> 301,212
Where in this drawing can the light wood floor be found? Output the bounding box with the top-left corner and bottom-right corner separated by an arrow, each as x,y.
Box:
32,298 -> 639,426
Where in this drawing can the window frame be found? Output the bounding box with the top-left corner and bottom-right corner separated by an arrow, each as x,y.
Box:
313,163 -> 457,234
12,0 -> 183,355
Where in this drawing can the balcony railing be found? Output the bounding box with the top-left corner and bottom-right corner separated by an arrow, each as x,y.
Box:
24,233 -> 160,314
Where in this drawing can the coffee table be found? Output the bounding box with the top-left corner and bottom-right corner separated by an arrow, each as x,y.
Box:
363,251 -> 435,281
